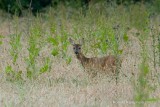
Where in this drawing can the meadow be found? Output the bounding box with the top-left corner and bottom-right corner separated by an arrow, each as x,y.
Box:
0,1 -> 160,107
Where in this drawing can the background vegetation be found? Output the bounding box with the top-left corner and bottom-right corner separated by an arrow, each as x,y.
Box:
0,0 -> 156,15
0,0 -> 160,107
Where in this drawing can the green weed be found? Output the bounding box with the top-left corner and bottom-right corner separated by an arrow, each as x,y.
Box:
5,65 -> 22,82
26,23 -> 51,79
48,26 -> 71,64
9,33 -> 22,64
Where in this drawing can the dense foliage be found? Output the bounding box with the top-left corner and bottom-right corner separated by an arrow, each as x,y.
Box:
0,0 -> 156,15
0,0 -> 89,15
0,0 -> 52,15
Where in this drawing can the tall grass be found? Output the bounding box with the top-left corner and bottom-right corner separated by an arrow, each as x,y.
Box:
131,4 -> 160,106
1,1 -> 160,106
5,15 -> 23,82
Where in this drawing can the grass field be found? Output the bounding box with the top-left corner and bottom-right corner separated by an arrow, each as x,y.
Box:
0,1 -> 160,107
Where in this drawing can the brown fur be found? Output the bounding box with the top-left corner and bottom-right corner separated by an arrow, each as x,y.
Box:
69,38 -> 117,77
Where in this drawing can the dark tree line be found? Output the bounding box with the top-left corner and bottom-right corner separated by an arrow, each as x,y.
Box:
0,0 -> 52,15
0,0 -> 154,16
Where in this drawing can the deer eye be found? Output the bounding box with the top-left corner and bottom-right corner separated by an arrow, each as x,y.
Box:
73,47 -> 75,49
79,47 -> 81,49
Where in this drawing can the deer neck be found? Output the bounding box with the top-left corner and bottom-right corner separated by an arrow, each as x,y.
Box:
76,53 -> 88,65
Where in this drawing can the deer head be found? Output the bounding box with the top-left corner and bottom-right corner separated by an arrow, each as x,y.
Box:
69,38 -> 84,55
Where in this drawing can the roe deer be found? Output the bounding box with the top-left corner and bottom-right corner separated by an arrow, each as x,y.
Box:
69,38 -> 117,77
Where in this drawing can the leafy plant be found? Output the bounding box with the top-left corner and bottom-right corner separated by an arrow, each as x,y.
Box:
26,28 -> 39,78
48,29 -> 71,64
5,65 -> 22,82
26,21 -> 52,79
9,34 -> 22,64
39,57 -> 52,75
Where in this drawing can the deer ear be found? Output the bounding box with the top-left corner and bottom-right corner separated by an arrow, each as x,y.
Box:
69,38 -> 74,45
80,38 -> 84,45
